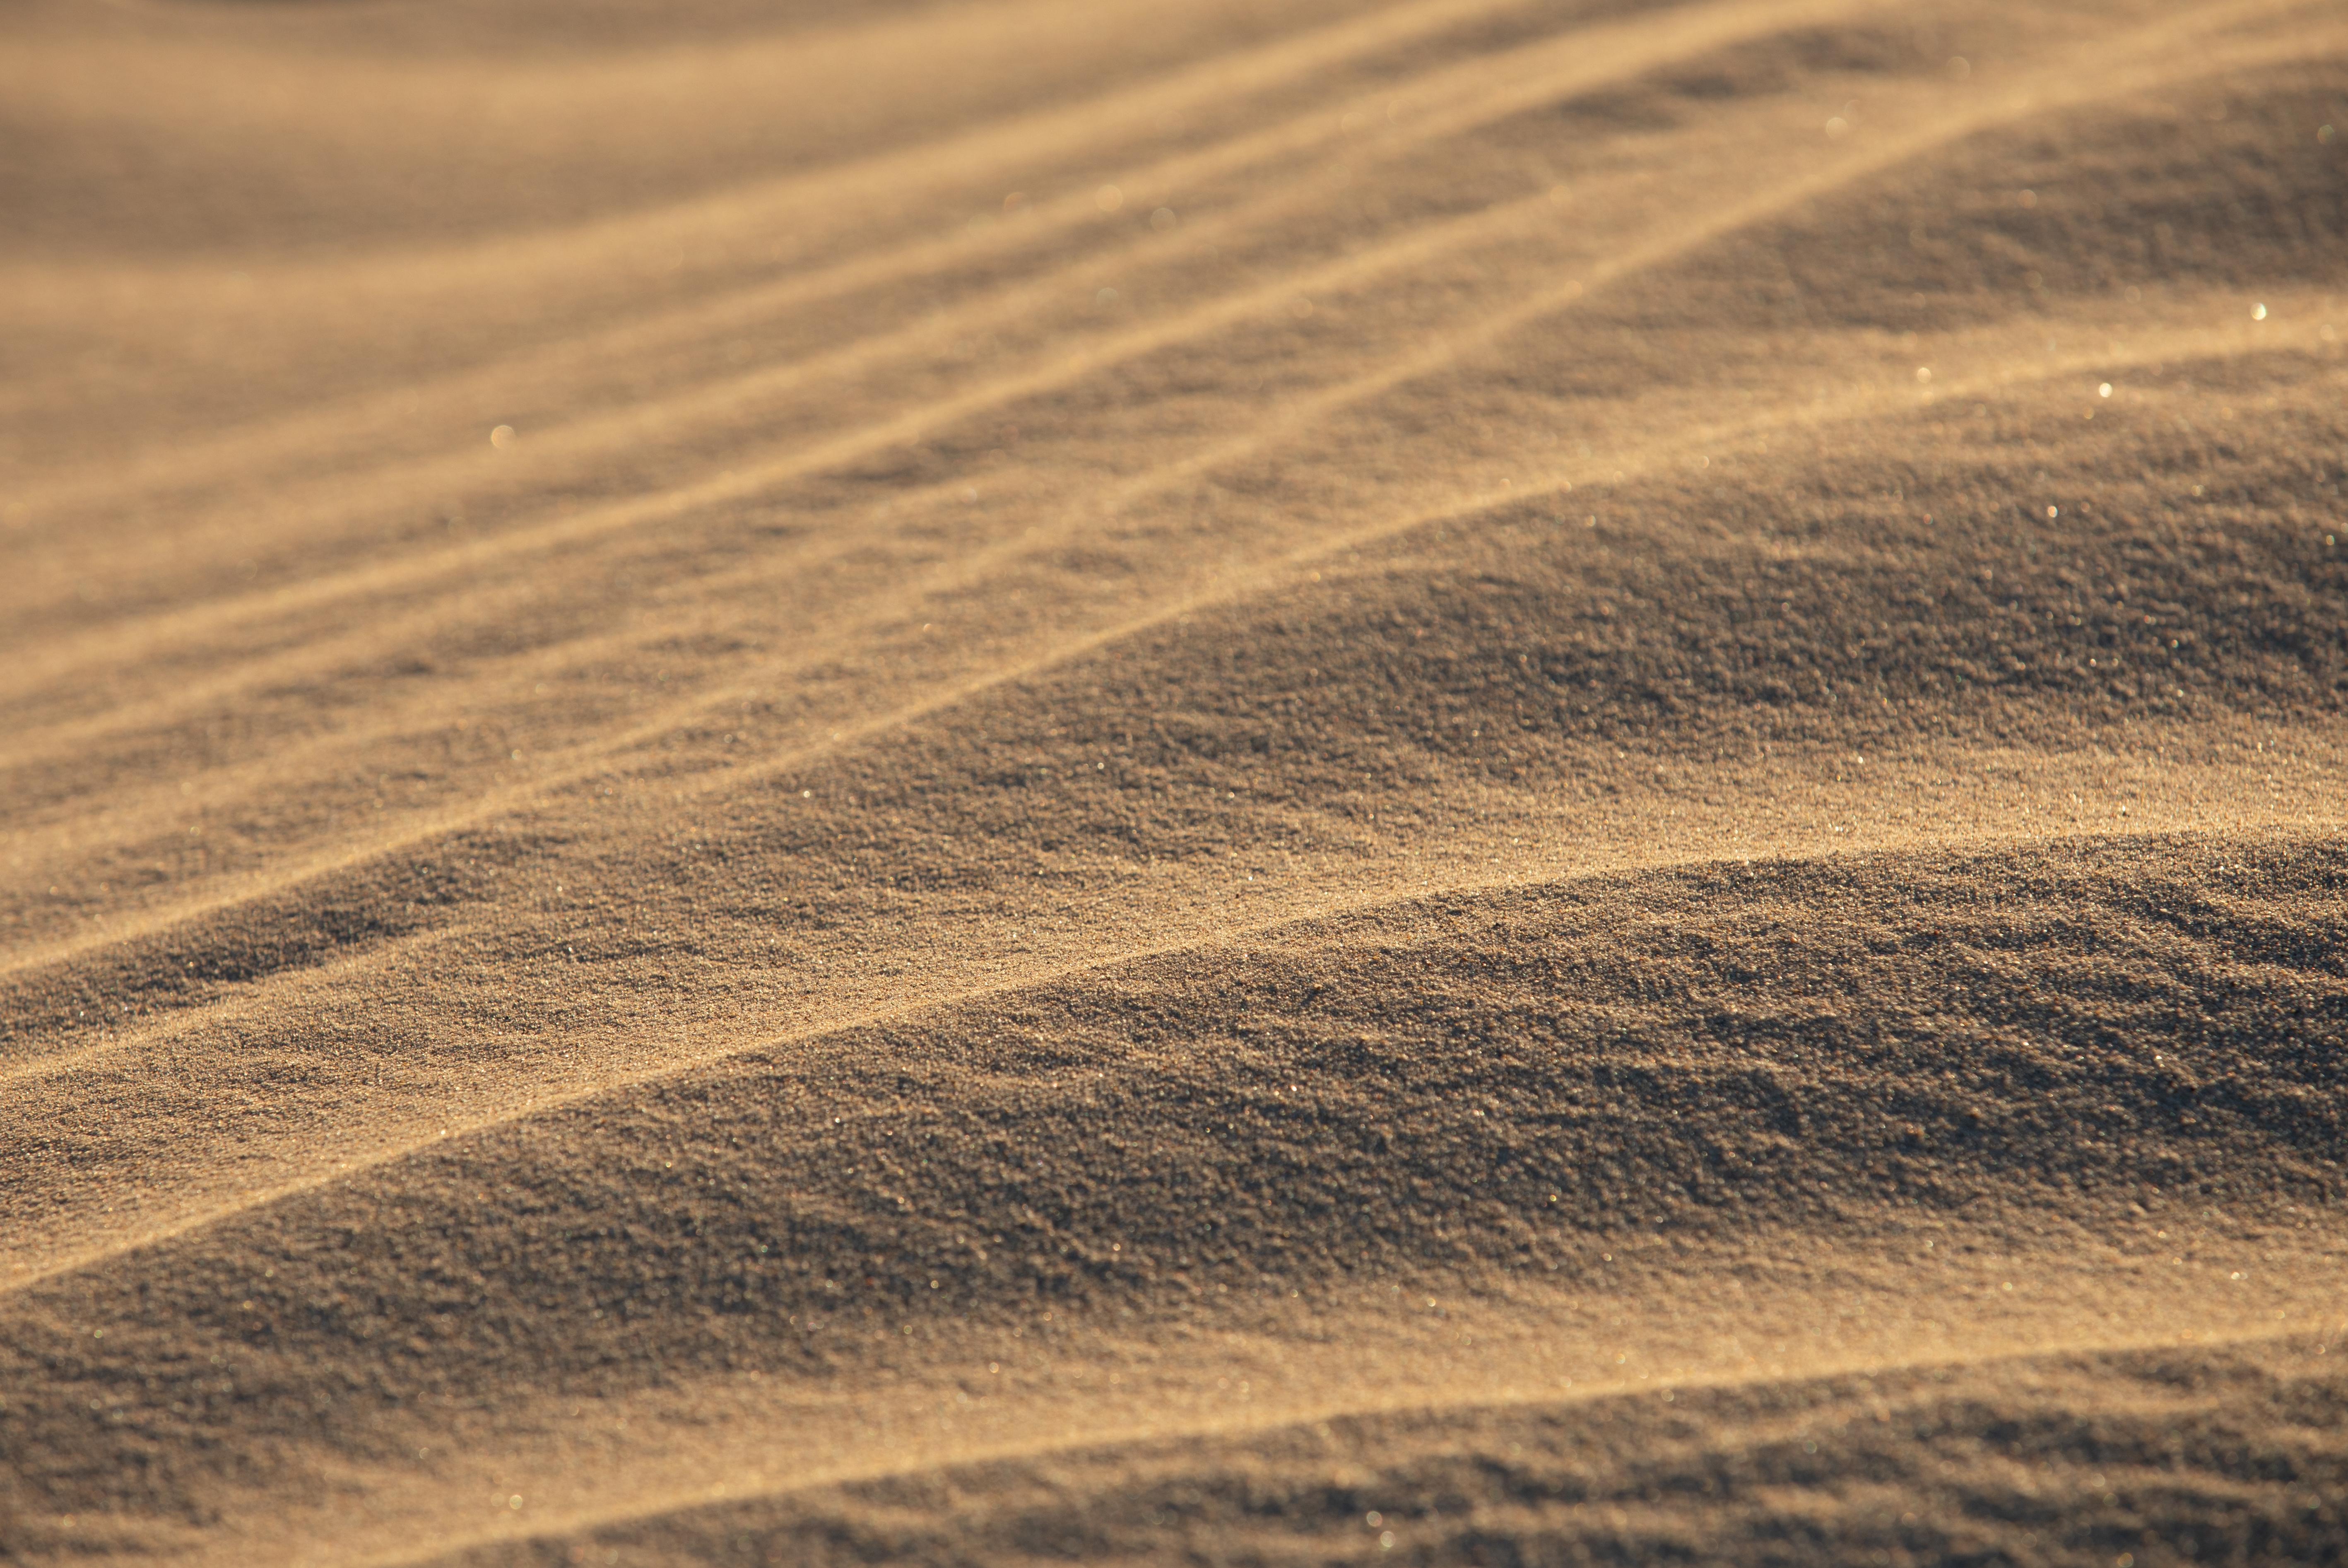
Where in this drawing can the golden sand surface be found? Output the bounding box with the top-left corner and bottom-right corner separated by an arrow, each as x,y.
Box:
3,0 -> 2345,1561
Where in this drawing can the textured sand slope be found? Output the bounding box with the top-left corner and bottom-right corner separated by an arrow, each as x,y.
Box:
423,1343 -> 2348,1568
7,836 -> 2348,1563
9,351 -> 2345,1307
1,0 -> 2344,1562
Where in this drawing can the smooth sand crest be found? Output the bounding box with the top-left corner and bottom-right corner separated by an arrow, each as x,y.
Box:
3,0 -> 2345,1562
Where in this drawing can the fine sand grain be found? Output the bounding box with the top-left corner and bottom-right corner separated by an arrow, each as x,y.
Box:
2,0 -> 2345,1562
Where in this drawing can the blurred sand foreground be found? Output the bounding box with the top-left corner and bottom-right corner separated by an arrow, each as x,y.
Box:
2,0 -> 2346,1561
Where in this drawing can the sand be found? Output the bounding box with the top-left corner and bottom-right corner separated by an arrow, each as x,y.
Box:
3,0 -> 2345,1561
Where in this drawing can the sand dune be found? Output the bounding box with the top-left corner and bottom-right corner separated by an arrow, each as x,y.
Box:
2,0 -> 2344,1562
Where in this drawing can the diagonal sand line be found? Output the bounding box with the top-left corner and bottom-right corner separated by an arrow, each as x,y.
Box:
9,0 -> 2329,780
15,371 -> 2348,1277
12,813 -> 2345,1298
0,0 -> 1647,521
3,281 -> 2335,998
4,0 -> 1900,698
14,263 -> 2336,899
15,0 -> 2334,771
5,0 -> 2337,1052
0,920 -> 473,1091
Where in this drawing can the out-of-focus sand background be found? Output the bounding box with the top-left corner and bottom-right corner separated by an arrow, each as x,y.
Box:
3,0 -> 2346,1562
